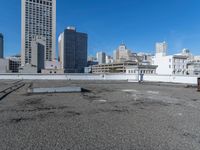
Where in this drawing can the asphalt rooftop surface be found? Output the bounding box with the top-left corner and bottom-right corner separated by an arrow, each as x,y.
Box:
0,80 -> 200,150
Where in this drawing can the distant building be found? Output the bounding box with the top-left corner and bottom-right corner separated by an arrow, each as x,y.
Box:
44,61 -> 61,70
21,0 -> 56,65
129,53 -> 138,62
0,59 -> 9,73
152,46 -> 191,75
41,61 -> 64,74
126,65 -> 157,75
92,61 -> 138,74
84,66 -> 92,73
0,33 -> 3,58
193,56 -> 200,62
106,55 -> 113,64
58,32 -> 64,68
96,52 -> 106,64
113,43 -> 132,63
31,36 -> 45,73
187,62 -> 200,76
87,56 -> 97,62
8,55 -> 21,73
58,27 -> 88,73
19,64 -> 37,74
19,36 -> 45,73
137,53 -> 153,65
155,41 -> 167,56
87,60 -> 98,67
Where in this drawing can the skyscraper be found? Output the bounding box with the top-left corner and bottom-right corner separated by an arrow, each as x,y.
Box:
155,41 -> 167,56
113,43 -> 132,63
21,0 -> 56,65
96,52 -> 106,64
58,27 -> 88,73
0,33 -> 3,58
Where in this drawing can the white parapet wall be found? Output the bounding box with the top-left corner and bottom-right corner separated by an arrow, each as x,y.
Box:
143,74 -> 198,84
0,73 -> 198,84
0,73 -> 136,81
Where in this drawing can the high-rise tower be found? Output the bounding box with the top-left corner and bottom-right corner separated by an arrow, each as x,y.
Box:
21,0 -> 56,65
58,27 -> 88,73
155,41 -> 167,56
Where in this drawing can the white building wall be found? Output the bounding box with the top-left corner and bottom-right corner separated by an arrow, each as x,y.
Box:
153,53 -> 173,75
0,59 -> 9,73
0,74 -> 198,84
58,32 -> 64,69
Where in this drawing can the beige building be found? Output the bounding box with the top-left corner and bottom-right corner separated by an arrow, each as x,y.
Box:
113,43 -> 132,63
92,61 -> 137,74
21,0 -> 56,65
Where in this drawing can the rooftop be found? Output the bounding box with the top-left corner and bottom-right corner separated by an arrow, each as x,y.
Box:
0,80 -> 200,149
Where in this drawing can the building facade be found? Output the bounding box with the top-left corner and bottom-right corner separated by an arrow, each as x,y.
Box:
58,32 -> 64,68
152,46 -> 191,75
0,59 -> 9,73
21,0 -> 56,65
113,43 -> 132,63
0,33 -> 3,58
106,55 -> 113,64
58,27 -> 88,73
92,61 -> 137,74
155,41 -> 167,56
126,65 -> 157,75
31,36 -> 45,73
96,52 -> 106,64
8,55 -> 21,73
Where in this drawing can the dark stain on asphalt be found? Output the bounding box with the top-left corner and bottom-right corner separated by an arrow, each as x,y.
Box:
10,117 -> 35,123
132,98 -> 170,107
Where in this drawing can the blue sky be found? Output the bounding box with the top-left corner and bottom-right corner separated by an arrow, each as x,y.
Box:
0,0 -> 200,57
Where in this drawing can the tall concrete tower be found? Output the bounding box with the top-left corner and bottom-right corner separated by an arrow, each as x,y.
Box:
0,33 -> 3,58
21,0 -> 56,65
96,52 -> 106,64
155,41 -> 167,56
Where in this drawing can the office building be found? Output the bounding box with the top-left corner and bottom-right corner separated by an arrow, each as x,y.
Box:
155,41 -> 167,56
106,55 -> 113,64
21,0 -> 56,65
113,43 -> 132,63
31,36 -> 45,73
58,27 -> 88,73
8,55 -> 21,73
19,36 -> 45,73
96,52 -> 106,64
0,33 -> 3,58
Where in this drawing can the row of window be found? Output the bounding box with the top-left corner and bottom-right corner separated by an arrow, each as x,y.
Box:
128,70 -> 154,74
26,0 -> 52,6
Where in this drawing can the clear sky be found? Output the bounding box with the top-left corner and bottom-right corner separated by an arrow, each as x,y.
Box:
0,0 -> 200,57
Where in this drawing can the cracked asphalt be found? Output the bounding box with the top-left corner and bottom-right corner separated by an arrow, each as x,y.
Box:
0,80 -> 200,150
